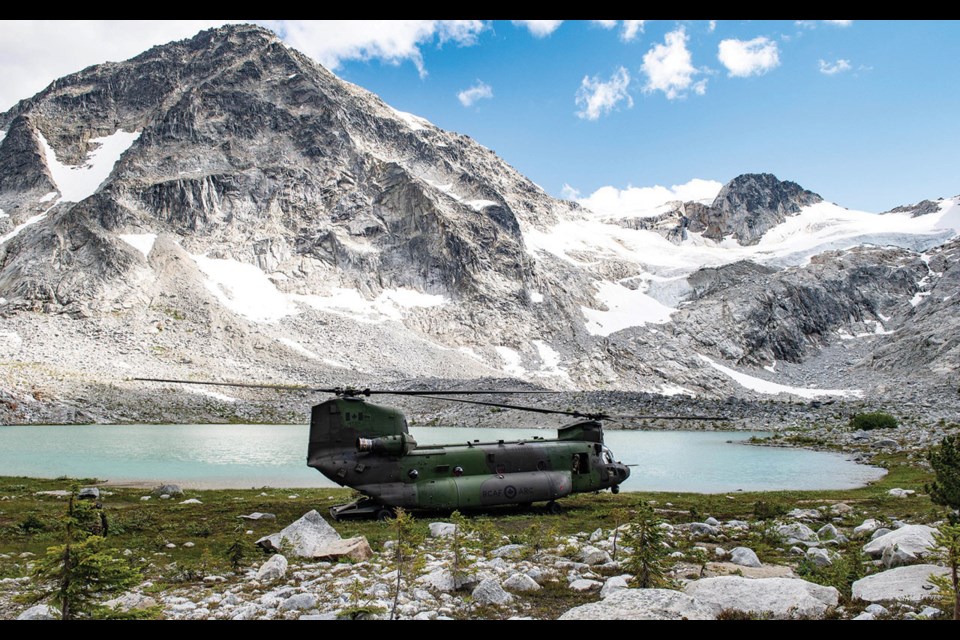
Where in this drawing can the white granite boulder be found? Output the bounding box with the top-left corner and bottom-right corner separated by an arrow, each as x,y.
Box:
559,588 -> 721,620
684,576 -> 839,619
851,564 -> 951,603
255,554 -> 288,582
729,547 -> 762,568
862,525 -> 937,560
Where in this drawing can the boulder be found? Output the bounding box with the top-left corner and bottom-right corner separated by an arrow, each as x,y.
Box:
580,545 -> 612,566
179,498 -> 202,504
870,527 -> 893,540
690,523 -> 719,536
256,554 -> 288,582
472,578 -> 514,606
851,564 -> 951,603
569,579 -> 603,592
817,524 -> 838,540
862,525 -> 937,559
729,547 -> 761,568
829,503 -> 853,515
490,544 -> 525,559
17,604 -> 60,620
502,573 -> 541,593
418,569 -> 457,593
704,517 -> 720,526
881,545 -> 918,569
311,537 -> 373,563
775,523 -> 818,543
786,508 -> 821,521
853,519 -> 879,537
78,487 -> 100,500
600,576 -> 630,598
152,484 -> 183,496
806,548 -> 834,567
280,593 -> 317,611
428,522 -> 456,537
559,588 -> 721,620
888,488 -> 916,498
238,512 -> 276,521
684,576 -> 839,619
256,510 -> 343,558
104,593 -> 158,612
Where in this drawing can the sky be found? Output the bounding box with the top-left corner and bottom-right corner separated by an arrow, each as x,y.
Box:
0,19 -> 958,214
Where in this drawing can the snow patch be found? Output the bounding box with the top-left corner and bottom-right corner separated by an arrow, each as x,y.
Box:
495,346 -> 526,377
532,340 -> 571,383
184,387 -> 237,403
458,346 -> 483,361
910,291 -> 931,307
192,255 -> 298,323
465,199 -> 498,211
390,107 -> 432,132
0,211 -> 50,245
660,383 -> 695,397
698,354 -> 862,399
582,280 -> 676,336
0,208 -> 7,218
118,233 -> 157,259
37,129 -> 140,203
529,291 -> 544,303
292,287 -> 447,324
39,192 -> 57,203
763,361 -> 777,373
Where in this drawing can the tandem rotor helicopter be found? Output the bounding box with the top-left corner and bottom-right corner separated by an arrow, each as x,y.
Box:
134,378 -> 725,520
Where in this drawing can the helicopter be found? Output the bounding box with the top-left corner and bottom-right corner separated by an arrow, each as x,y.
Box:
134,378 -> 725,519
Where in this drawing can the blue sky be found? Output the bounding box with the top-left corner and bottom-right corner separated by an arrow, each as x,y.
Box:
2,20 -> 958,213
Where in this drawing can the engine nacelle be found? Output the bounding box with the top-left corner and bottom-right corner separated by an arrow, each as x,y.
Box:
357,433 -> 417,456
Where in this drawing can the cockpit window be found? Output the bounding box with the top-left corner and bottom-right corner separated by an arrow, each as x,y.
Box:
602,448 -> 615,464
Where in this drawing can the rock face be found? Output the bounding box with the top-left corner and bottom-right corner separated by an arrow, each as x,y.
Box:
684,576 -> 840,619
851,564 -> 951,603
559,588 -> 721,621
16,604 -> 60,620
0,22 -> 959,423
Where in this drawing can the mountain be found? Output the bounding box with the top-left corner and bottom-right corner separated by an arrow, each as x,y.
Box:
0,23 -> 958,425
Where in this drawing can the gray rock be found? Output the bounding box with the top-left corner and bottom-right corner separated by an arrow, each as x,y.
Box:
729,546 -> 762,568
852,564 -> 951,603
786,508 -> 822,521
704,517 -> 720,526
239,512 -> 276,521
775,523 -> 818,543
817,524 -> 838,540
17,604 -> 60,620
854,519 -> 880,537
881,545 -> 919,568
829,503 -> 853,515
853,612 -> 875,620
153,484 -> 183,496
300,612 -> 338,620
919,606 -> 941,619
502,573 -> 541,593
559,588 -> 721,620
490,544 -> 525,559
417,568 -> 457,593
870,527 -> 893,540
78,487 -> 100,499
580,545 -> 612,566
280,593 -> 317,611
472,578 -> 514,606
256,510 -> 342,557
888,488 -> 916,498
231,604 -> 261,620
104,593 -> 158,612
806,547 -> 834,567
428,522 -> 456,537
256,554 -> 288,582
685,576 -> 839,619
863,525 -> 937,559
690,522 -> 720,536
865,603 -> 889,616
569,579 -> 603,592
600,576 -> 630,598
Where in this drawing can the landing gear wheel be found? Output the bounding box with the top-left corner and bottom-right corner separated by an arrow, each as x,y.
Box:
546,501 -> 562,515
611,485 -> 620,494
376,508 -> 396,521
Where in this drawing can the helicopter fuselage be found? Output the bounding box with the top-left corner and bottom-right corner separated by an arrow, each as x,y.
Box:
307,397 -> 630,511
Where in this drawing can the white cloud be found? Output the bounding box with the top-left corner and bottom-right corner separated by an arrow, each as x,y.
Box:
819,58 -> 852,75
641,27 -> 705,100
0,20 -> 490,111
575,67 -> 633,120
266,20 -> 487,79
457,80 -> 493,107
576,178 -> 724,218
717,37 -> 780,77
560,183 -> 581,200
797,20 -> 854,28
0,20 -> 228,112
593,20 -> 646,42
512,20 -> 564,37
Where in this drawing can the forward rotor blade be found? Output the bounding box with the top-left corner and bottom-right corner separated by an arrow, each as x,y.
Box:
413,394 -> 607,420
605,414 -> 731,421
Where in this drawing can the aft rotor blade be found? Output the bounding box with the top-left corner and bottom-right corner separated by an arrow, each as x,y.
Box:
605,414 -> 731,421
131,377 -> 322,392
369,389 -> 558,396
413,394 -> 607,420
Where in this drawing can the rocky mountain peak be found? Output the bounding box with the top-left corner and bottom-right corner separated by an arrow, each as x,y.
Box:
686,173 -> 822,246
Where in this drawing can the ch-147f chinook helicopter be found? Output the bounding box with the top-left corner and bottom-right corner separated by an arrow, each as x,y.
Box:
135,378 -> 724,519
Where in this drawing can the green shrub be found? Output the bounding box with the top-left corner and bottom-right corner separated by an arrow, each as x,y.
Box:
849,412 -> 898,431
